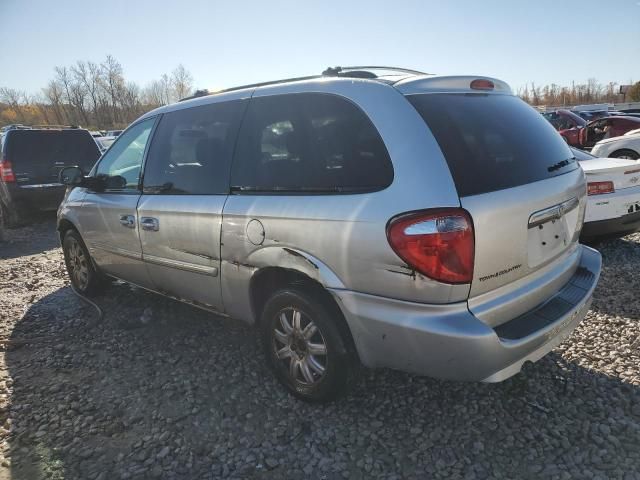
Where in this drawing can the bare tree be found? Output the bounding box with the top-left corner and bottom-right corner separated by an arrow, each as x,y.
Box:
0,87 -> 26,122
120,81 -> 142,122
72,60 -> 105,126
142,80 -> 166,108
171,64 -> 194,101
43,80 -> 67,124
54,66 -> 81,124
101,55 -> 125,124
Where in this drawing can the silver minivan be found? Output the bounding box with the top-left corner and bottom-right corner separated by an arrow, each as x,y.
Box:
58,67 -> 602,402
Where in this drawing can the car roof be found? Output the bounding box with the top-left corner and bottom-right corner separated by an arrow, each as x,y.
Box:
138,67 -> 512,122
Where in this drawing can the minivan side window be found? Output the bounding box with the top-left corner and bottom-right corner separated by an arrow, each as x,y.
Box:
231,93 -> 393,192
143,100 -> 246,194
95,118 -> 155,191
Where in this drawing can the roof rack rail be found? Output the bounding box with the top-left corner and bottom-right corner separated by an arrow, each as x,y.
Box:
30,124 -> 81,129
177,66 -> 430,102
0,124 -> 30,132
214,75 -> 324,96
322,66 -> 430,77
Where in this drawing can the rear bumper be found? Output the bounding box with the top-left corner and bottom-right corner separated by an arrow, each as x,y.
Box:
581,210 -> 640,240
331,245 -> 601,382
0,182 -> 65,213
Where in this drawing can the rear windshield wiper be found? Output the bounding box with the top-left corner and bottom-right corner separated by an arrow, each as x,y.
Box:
547,157 -> 576,173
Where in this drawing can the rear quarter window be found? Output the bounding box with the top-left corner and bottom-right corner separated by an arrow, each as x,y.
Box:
408,94 -> 577,197
231,93 -> 393,193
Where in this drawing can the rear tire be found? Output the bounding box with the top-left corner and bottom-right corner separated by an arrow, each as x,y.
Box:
62,230 -> 104,296
610,149 -> 640,160
260,288 -> 357,402
0,201 -> 20,230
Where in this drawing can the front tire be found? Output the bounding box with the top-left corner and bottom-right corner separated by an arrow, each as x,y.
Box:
260,288 -> 357,402
62,230 -> 104,296
610,149 -> 640,160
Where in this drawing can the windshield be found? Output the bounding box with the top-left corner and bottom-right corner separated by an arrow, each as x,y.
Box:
408,93 -> 578,196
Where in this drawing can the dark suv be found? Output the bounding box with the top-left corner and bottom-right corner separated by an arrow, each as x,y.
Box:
0,126 -> 101,228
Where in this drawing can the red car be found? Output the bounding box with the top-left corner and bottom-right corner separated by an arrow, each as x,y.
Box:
542,109 -> 586,146
580,116 -> 640,148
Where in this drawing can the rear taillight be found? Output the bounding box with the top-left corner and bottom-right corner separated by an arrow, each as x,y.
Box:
0,160 -> 15,183
387,209 -> 475,284
587,181 -> 614,195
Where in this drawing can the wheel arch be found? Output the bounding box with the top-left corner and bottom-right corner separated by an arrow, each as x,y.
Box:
240,246 -> 346,319
249,266 -> 358,359
57,216 -> 80,243
610,148 -> 640,160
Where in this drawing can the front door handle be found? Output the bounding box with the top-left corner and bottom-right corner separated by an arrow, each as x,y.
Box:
140,217 -> 159,232
119,214 -> 136,229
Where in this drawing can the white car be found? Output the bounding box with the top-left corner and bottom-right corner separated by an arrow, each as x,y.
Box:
574,147 -> 640,240
591,130 -> 640,160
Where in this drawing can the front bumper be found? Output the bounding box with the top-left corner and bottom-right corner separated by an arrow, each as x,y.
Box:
331,245 -> 601,382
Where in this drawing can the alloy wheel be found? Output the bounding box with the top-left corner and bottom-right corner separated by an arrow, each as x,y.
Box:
67,237 -> 89,290
272,307 -> 328,385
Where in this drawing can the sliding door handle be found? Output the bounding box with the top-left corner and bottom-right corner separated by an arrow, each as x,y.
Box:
140,217 -> 159,232
119,214 -> 136,228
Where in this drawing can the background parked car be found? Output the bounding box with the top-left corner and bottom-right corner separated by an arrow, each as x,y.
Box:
0,126 -> 101,228
591,129 -> 640,160
573,110 -> 610,121
541,109 -> 586,146
580,116 -> 640,149
573,147 -> 640,241
94,136 -> 116,152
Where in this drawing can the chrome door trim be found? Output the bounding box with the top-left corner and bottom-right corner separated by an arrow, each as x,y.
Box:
142,253 -> 219,277
99,272 -> 229,317
528,197 -> 579,229
19,183 -> 63,189
90,242 -> 142,261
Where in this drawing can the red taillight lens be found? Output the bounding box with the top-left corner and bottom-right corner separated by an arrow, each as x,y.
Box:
387,209 -> 475,284
470,79 -> 495,90
587,181 -> 614,195
0,160 -> 15,183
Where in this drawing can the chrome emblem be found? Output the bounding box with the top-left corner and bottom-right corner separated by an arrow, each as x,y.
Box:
630,176 -> 639,184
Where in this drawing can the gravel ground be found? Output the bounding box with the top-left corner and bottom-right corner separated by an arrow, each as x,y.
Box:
0,216 -> 639,480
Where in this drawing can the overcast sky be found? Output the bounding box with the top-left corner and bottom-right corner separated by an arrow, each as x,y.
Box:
1,0 -> 639,94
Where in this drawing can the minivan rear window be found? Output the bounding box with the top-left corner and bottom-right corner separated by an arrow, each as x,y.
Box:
5,129 -> 101,173
407,94 -> 578,197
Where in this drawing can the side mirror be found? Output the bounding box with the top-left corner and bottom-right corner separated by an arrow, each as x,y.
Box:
59,166 -> 84,186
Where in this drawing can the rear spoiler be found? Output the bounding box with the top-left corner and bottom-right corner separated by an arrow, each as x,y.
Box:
394,75 -> 512,95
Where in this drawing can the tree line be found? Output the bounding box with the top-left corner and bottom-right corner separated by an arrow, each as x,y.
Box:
2,57 -> 639,129
0,55 -> 194,130
517,78 -> 640,106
